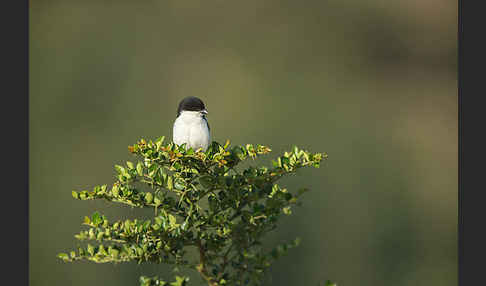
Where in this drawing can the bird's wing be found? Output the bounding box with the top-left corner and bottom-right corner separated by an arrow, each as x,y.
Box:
204,117 -> 210,131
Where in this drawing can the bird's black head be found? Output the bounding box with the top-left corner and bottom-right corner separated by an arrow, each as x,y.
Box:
177,96 -> 207,117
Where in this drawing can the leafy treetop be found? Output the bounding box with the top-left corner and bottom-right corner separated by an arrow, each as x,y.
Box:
59,136 -> 328,286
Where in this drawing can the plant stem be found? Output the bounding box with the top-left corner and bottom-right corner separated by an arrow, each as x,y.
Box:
197,240 -> 219,286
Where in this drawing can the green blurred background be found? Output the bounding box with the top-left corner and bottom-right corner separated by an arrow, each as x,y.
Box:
29,1 -> 457,285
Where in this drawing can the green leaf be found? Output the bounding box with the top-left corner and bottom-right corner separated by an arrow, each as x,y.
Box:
172,162 -> 182,171
167,176 -> 173,190
145,192 -> 154,204
98,244 -> 107,255
126,161 -> 134,169
124,220 -> 132,233
115,164 -> 126,175
91,212 -> 102,226
152,223 -> 161,231
170,276 -> 189,286
57,253 -> 69,261
108,247 -> 119,258
174,179 -> 185,190
155,136 -> 165,149
154,196 -> 162,207
294,237 -> 301,246
143,220 -> 151,230
136,162 -> 143,176
71,191 -> 78,199
111,185 -> 119,197
168,214 -> 177,227
87,244 -> 95,256
139,276 -> 151,286
282,206 -> 292,215
224,139 -> 230,149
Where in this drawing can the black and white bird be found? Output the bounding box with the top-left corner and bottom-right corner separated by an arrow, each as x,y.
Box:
173,96 -> 211,151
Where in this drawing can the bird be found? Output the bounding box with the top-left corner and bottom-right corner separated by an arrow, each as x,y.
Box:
173,96 -> 211,151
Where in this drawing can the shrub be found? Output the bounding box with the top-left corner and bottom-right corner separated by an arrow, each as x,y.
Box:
58,136 -> 328,286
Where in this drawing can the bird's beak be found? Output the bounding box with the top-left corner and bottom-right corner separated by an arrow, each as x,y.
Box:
201,109 -> 208,115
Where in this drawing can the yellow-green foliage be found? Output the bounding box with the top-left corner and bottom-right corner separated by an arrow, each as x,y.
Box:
58,136 -> 327,286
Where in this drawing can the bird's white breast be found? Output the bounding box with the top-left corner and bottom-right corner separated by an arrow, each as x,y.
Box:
173,111 -> 211,151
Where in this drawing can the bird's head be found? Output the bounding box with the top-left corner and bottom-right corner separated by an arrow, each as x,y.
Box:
177,96 -> 208,118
